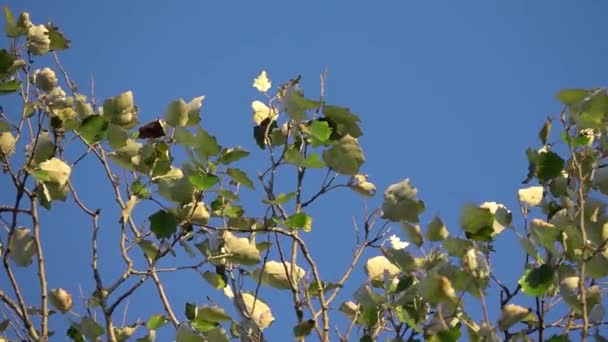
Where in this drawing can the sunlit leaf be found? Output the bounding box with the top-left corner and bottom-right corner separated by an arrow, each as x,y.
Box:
556,88 -> 589,106
252,260 -> 305,290
147,315 -> 169,330
365,256 -> 400,282
322,135 -> 364,175
202,271 -> 226,289
197,306 -> 231,322
498,304 -> 531,331
283,212 -> 313,232
236,293 -> 274,329
253,70 -> 271,92
223,232 -> 261,265
8,227 -> 36,267
188,172 -> 219,190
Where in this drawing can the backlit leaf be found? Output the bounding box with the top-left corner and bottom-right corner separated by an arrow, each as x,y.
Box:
283,212 -> 312,232
78,115 -> 109,144
322,105 -> 363,139
263,192 -> 296,205
218,147 -> 249,165
227,168 -> 254,189
147,314 -> 169,330
188,172 -> 219,190
459,204 -> 494,241
149,210 -> 178,239
518,264 -> 555,297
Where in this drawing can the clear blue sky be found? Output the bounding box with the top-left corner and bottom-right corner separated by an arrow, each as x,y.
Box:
3,1 -> 608,340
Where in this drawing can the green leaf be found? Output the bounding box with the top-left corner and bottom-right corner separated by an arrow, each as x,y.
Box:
218,147 -> 249,165
135,330 -> 156,342
263,192 -> 296,205
146,314 -> 169,330
283,212 -> 313,232
304,153 -> 325,168
3,6 -> 22,38
284,147 -> 305,166
0,119 -> 11,132
227,168 -> 254,189
67,324 -> 85,342
202,271 -> 226,289
46,23 -> 71,50
253,118 -> 278,149
195,127 -> 221,158
29,169 -> 52,182
459,204 -> 495,241
106,124 -> 128,149
0,49 -> 16,76
149,210 -> 178,239
307,281 -> 342,298
556,88 -> 589,106
304,120 -> 333,147
222,204 -> 244,219
78,115 -> 109,144
284,89 -> 320,121
518,264 -> 555,297
80,317 -> 104,339
536,151 -> 564,183
131,180 -> 151,199
538,117 -> 551,145
185,302 -> 197,320
560,131 -> 592,147
382,178 -> 423,222
188,172 -> 219,190
546,334 -> 571,342
322,105 -> 363,139
293,320 -> 315,338
322,135 -> 365,175
191,319 -> 218,334
0,79 -> 20,94
196,306 -> 231,322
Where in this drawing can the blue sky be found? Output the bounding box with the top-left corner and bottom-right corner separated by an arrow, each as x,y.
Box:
3,0 -> 608,340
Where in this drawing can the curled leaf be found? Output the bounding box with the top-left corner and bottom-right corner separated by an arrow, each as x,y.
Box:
236,293 -> 274,329
381,178 -> 423,222
518,186 -> 544,207
49,288 -> 73,313
349,174 -> 376,196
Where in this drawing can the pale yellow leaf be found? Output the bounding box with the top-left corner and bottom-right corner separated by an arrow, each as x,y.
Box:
252,70 -> 271,92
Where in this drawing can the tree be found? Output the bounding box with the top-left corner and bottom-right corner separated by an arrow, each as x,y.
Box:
0,7 -> 607,342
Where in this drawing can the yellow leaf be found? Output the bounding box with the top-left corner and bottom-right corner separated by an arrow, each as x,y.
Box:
253,70 -> 271,92
251,100 -> 277,125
